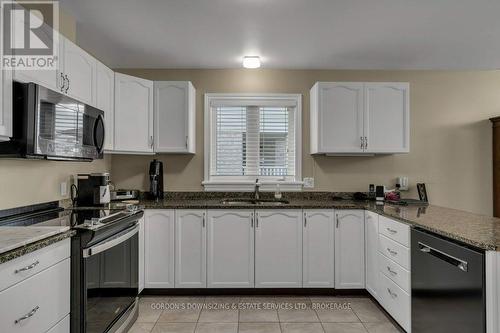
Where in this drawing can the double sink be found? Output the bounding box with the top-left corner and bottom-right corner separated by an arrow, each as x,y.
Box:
220,198 -> 290,206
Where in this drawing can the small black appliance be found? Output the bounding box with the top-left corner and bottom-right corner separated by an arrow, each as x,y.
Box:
72,173 -> 111,207
149,159 -> 164,199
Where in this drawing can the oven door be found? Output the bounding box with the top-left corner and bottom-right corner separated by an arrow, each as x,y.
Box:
34,84 -> 105,160
83,224 -> 139,333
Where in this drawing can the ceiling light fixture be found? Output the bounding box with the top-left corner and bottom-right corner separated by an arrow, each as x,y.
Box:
243,56 -> 261,69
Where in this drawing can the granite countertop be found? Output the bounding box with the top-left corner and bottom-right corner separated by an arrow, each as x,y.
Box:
136,192 -> 500,251
0,226 -> 74,264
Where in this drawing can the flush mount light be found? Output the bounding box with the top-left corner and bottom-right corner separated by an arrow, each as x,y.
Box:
243,56 -> 261,69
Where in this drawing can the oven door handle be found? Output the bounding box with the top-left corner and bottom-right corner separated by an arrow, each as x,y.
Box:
83,224 -> 139,258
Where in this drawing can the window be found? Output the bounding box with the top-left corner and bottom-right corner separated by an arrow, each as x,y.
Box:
204,94 -> 302,191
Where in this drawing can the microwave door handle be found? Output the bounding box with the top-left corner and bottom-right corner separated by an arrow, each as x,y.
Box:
93,115 -> 105,153
83,224 -> 138,258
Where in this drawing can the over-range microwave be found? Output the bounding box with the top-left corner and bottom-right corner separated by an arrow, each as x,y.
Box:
0,82 -> 105,161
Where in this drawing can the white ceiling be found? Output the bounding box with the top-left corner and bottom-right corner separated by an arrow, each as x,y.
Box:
61,0 -> 500,70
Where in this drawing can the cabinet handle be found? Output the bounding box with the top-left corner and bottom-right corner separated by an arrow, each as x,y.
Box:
15,260 -> 40,274
251,213 -> 254,228
336,214 -> 339,228
60,72 -> 65,92
65,75 -> 70,93
150,136 -> 154,148
360,137 -> 364,149
386,266 -> 398,275
202,212 -> 206,228
186,136 -> 188,148
387,288 -> 398,298
256,213 -> 259,228
364,136 -> 368,149
304,213 -> 307,228
386,227 -> 397,234
387,247 -> 398,256
15,306 -> 40,324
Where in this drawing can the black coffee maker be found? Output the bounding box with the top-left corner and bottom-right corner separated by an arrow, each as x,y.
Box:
149,159 -> 164,200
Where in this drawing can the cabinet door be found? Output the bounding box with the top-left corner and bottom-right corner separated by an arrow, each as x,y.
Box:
0,67 -> 12,141
255,210 -> 302,288
114,73 -> 154,153
317,82 -> 364,153
96,62 -> 115,151
207,210 -> 254,288
335,210 -> 365,289
144,210 -> 174,288
154,81 -> 195,153
175,210 -> 206,288
303,210 -> 335,288
61,37 -> 96,106
365,211 -> 379,299
12,15 -> 60,92
138,216 -> 145,293
364,83 -> 410,153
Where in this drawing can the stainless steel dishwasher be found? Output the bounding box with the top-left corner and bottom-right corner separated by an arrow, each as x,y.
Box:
411,228 -> 485,333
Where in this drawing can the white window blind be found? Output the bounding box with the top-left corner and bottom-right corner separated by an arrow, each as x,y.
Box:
211,105 -> 296,179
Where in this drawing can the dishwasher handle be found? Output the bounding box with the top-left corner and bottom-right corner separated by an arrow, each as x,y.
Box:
418,242 -> 468,272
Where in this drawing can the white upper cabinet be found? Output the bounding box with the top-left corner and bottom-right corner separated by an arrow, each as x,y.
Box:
60,36 -> 97,106
364,83 -> 410,153
95,62 -> 115,151
310,82 -> 364,154
0,67 -> 13,141
303,210 -> 335,288
154,81 -> 196,153
206,210 -> 254,288
114,73 -> 154,154
335,210 -> 365,289
175,210 -> 207,288
12,13 -> 60,92
255,210 -> 302,288
310,82 -> 410,155
144,210 -> 175,288
365,211 -> 380,300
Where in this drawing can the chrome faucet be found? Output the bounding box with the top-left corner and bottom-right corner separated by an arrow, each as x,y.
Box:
254,179 -> 260,200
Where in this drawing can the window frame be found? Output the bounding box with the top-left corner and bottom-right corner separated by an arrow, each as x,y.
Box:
203,93 -> 302,192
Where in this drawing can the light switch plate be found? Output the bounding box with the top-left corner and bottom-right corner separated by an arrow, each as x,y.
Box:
303,177 -> 314,188
60,182 -> 67,196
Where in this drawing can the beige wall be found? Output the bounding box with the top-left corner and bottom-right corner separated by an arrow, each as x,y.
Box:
111,69 -> 500,215
0,7 -> 111,210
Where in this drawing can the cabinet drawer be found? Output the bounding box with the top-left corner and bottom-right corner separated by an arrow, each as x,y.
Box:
0,238 -> 70,292
46,315 -> 69,333
379,216 -> 409,246
378,252 -> 410,293
378,234 -> 410,270
0,258 -> 70,333
379,272 -> 410,332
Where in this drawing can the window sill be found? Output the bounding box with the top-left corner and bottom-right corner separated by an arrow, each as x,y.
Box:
202,181 -> 304,192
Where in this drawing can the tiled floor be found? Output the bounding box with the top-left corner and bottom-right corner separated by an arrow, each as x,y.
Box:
128,296 -> 403,333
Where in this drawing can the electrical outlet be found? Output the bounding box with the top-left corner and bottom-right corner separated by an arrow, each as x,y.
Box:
398,176 -> 409,191
60,182 -> 67,196
303,177 -> 314,188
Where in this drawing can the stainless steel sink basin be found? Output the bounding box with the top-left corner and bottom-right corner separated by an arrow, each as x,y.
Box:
220,198 -> 289,205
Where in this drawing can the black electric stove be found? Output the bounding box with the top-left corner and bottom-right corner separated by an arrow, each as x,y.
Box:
0,202 -> 144,333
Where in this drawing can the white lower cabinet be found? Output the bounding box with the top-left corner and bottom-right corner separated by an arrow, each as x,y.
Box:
138,216 -> 145,293
303,210 -> 335,288
46,315 -> 69,333
255,210 -> 303,288
144,210 -> 175,288
0,257 -> 70,333
379,272 -> 411,332
365,211 -> 380,299
207,210 -> 254,288
175,210 -> 207,288
335,210 -> 365,289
